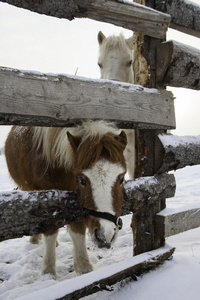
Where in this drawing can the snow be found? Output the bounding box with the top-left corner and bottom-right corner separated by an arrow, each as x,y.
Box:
159,133 -> 200,148
1,66 -> 160,94
0,154 -> 200,299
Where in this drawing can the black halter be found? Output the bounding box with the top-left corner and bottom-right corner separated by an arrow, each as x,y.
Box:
83,208 -> 123,230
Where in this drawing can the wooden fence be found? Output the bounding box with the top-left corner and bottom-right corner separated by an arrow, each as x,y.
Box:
0,0 -> 200,297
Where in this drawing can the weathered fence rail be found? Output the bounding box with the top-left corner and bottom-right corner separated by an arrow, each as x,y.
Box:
0,67 -> 175,129
0,0 -> 171,39
156,0 -> 200,38
0,173 -> 176,242
156,134 -> 200,173
157,40 -> 200,89
25,245 -> 175,300
157,207 -> 200,237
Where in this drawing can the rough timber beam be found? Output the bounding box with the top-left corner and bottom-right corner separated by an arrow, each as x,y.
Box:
0,67 -> 175,130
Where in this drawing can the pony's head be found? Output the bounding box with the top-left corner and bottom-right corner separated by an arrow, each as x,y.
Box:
67,121 -> 127,248
98,31 -> 134,83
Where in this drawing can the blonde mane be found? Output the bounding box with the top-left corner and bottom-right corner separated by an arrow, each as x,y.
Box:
32,121 -> 119,169
100,33 -> 130,53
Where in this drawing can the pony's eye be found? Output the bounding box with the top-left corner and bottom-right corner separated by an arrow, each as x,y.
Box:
119,177 -> 124,186
80,177 -> 87,187
126,60 -> 133,67
98,62 -> 103,69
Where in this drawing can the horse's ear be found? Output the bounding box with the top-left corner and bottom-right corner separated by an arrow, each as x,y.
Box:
67,132 -> 81,152
118,130 -> 127,150
98,31 -> 106,45
126,36 -> 134,49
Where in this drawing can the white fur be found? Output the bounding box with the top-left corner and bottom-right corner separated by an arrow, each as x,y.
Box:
83,159 -> 125,243
98,33 -> 134,83
98,32 -> 135,179
68,230 -> 93,275
42,231 -> 58,276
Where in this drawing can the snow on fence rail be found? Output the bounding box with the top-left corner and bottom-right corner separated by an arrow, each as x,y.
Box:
156,0 -> 200,38
0,173 -> 176,242
0,67 -> 175,129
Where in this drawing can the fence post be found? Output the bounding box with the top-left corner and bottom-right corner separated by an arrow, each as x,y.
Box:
132,0 -> 171,255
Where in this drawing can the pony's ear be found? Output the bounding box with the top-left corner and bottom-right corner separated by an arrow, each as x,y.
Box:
98,31 -> 106,45
67,132 -> 81,152
126,36 -> 134,49
117,130 -> 127,150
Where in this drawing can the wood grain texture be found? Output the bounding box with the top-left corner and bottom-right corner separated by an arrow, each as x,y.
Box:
156,0 -> 200,38
0,67 -> 175,129
156,208 -> 200,237
157,40 -> 200,90
156,134 -> 200,173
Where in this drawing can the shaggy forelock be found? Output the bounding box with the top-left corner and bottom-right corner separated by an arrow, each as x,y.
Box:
100,34 -> 128,52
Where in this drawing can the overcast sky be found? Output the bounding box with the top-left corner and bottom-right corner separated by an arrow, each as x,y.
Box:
0,1 -> 200,147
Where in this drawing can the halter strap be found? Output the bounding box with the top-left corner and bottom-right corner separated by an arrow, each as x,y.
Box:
83,208 -> 123,230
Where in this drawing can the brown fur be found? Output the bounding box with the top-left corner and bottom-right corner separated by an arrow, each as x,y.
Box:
5,123 -> 127,275
5,124 -> 127,219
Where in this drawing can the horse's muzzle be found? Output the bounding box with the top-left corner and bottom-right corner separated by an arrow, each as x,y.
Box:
94,228 -> 116,249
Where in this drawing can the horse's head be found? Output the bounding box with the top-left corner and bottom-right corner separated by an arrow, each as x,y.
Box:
67,125 -> 127,249
98,31 -> 134,83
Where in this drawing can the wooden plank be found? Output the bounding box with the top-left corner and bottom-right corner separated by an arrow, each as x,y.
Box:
1,0 -> 171,39
157,40 -> 200,90
156,208 -> 200,237
156,0 -> 200,38
17,245 -> 175,300
0,173 -> 176,241
0,67 -> 175,129
155,134 -> 200,173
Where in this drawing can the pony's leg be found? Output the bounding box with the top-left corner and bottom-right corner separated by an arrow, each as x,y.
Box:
42,230 -> 59,276
68,222 -> 93,275
123,129 -> 135,180
30,234 -> 42,244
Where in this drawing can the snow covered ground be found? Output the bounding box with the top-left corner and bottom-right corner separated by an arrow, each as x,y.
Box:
0,154 -> 200,300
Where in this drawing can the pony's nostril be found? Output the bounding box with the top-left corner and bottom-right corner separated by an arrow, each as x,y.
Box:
94,228 -> 116,249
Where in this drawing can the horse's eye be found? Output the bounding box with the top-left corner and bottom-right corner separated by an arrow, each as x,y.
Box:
119,177 -> 124,186
126,60 -> 133,67
98,62 -> 103,69
80,177 -> 87,187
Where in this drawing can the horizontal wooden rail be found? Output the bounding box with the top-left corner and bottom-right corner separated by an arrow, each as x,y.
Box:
0,173 -> 176,241
0,67 -> 175,129
19,245 -> 175,300
156,0 -> 200,38
156,207 -> 200,237
157,40 -> 200,90
1,0 -> 171,39
155,134 -> 200,173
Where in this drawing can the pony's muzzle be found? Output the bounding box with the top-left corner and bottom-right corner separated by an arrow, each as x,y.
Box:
94,224 -> 117,249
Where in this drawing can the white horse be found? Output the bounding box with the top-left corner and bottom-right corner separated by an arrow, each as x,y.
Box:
98,31 -> 135,179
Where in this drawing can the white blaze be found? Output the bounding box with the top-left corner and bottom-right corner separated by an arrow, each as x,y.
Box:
83,159 -> 125,242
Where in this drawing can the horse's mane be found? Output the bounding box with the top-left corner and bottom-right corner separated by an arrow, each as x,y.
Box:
76,130 -> 126,170
32,121 -> 123,169
100,33 -> 128,53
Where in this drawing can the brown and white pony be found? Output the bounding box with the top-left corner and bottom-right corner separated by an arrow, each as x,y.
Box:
5,121 -> 127,276
98,31 -> 135,180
